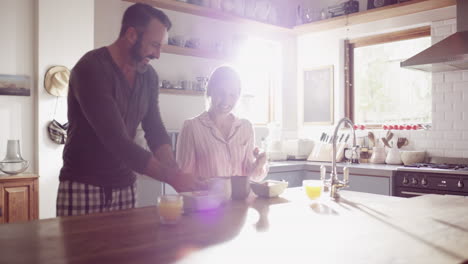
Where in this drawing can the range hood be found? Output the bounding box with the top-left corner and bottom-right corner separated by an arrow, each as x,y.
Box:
401,0 -> 468,72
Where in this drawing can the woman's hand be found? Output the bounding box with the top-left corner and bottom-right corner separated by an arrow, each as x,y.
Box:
253,147 -> 267,167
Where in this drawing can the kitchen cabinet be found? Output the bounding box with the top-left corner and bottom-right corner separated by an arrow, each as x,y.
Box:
293,0 -> 454,34
304,166 -> 391,195
123,0 -> 294,34
266,170 -> 304,187
347,174 -> 391,195
0,174 -> 39,223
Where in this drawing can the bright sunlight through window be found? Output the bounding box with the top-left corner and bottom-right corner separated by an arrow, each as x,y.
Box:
354,36 -> 432,124
234,37 -> 282,125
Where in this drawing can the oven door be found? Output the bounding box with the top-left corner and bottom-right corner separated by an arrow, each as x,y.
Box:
395,187 -> 467,198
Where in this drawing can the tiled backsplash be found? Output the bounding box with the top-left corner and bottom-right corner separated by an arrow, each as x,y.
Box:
408,18 -> 468,158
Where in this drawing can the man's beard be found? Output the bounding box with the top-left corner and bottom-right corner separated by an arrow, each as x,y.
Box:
130,35 -> 155,72
130,34 -> 144,63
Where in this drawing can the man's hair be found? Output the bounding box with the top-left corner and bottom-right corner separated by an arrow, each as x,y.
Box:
119,3 -> 172,37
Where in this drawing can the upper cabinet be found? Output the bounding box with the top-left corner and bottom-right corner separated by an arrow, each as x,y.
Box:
123,0 -> 295,34
294,0 -> 455,34
125,0 -> 456,37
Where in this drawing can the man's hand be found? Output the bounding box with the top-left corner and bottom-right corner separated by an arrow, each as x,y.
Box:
144,157 -> 207,192
154,144 -> 178,169
165,171 -> 208,193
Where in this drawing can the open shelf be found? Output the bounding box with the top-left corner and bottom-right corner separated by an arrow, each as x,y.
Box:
159,87 -> 205,96
294,0 -> 455,34
162,44 -> 229,60
123,0 -> 294,34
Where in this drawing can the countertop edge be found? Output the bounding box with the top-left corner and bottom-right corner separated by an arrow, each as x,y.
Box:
268,161 -> 400,177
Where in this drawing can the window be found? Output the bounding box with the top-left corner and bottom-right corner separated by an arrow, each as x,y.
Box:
234,37 -> 282,125
345,27 -> 432,126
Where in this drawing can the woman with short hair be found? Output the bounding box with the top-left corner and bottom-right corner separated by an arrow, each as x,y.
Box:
176,66 -> 268,182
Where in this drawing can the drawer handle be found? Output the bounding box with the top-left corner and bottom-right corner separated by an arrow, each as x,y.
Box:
401,191 -> 427,196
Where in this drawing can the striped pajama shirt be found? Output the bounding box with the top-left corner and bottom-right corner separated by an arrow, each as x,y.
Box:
176,111 -> 267,182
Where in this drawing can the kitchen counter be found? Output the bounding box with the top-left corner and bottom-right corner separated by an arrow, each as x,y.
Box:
1,189 -> 467,264
269,160 -> 401,177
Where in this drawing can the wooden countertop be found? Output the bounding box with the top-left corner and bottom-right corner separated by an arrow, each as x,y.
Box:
1,189 -> 467,264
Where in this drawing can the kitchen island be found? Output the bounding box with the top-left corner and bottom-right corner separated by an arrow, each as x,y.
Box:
1,189 -> 467,264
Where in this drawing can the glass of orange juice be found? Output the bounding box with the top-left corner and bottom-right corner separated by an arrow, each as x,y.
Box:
303,180 -> 323,200
157,195 -> 183,224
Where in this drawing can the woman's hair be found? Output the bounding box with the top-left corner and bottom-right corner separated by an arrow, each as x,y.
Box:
206,66 -> 241,98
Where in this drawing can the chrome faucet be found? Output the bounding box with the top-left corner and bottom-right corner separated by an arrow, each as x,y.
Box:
323,117 -> 358,199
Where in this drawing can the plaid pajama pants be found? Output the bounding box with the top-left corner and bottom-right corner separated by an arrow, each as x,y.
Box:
56,180 -> 137,217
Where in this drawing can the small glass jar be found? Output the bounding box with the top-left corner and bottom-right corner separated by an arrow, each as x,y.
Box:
157,195 -> 183,225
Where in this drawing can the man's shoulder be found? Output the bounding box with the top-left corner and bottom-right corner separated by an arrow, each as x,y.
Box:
74,47 -> 108,69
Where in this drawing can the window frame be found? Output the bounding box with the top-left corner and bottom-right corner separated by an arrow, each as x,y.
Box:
344,26 -> 431,128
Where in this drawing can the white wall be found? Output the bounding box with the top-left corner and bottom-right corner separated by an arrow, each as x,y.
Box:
296,5 -> 468,158
37,0 -> 94,218
0,0 -> 35,174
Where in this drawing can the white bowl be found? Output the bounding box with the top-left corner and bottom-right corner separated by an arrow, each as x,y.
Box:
180,191 -> 224,212
400,151 -> 426,165
251,180 -> 288,198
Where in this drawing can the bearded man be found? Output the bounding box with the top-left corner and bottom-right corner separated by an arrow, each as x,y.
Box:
56,3 -> 199,216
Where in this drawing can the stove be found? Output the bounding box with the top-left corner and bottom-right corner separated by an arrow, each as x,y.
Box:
394,159 -> 468,198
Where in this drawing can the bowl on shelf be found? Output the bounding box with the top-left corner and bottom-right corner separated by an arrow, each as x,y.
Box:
250,180 -> 288,198
0,160 -> 29,175
400,151 -> 426,165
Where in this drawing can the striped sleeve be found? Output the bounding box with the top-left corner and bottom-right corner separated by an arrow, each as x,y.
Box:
176,120 -> 197,175
243,121 -> 268,182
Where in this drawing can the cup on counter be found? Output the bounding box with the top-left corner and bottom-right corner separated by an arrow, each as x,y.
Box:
303,180 -> 323,200
231,176 -> 250,200
208,177 -> 232,202
157,194 -> 183,224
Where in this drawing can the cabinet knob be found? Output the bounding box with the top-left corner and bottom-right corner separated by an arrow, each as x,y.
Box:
402,176 -> 409,185
421,178 -> 428,186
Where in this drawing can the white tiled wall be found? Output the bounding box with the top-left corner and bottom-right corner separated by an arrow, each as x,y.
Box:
408,18 -> 468,158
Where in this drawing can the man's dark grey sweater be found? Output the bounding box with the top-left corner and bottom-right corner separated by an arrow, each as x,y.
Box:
59,47 -> 170,188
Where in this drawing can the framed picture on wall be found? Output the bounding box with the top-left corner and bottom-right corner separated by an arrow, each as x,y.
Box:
0,75 -> 31,96
367,0 -> 397,10
302,66 -> 334,125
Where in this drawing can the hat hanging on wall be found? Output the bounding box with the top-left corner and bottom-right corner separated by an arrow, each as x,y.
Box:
44,65 -> 70,97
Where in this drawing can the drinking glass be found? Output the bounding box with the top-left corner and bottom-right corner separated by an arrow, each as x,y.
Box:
157,195 -> 183,224
303,180 -> 323,200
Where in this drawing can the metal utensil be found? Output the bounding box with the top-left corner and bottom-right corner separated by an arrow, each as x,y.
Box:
381,137 -> 391,148
386,131 -> 394,142
368,132 -> 375,147
338,134 -> 344,142
397,137 -> 409,149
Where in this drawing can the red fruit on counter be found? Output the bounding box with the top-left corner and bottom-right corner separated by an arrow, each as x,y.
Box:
389,125 -> 394,130
383,125 -> 388,130
354,125 -> 358,130
360,125 -> 365,130
399,125 -> 405,130
412,125 -> 418,130
406,125 -> 412,130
